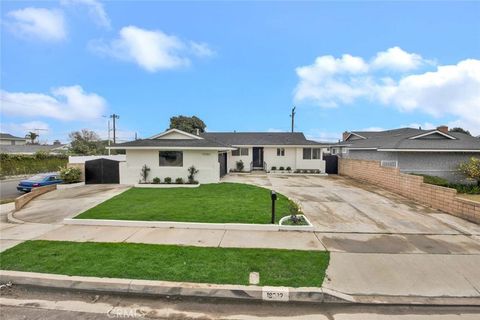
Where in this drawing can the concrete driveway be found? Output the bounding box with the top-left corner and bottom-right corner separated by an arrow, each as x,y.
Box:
12,184 -> 130,224
223,173 -> 480,235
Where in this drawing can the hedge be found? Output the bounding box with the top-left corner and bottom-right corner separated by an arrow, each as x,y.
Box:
0,153 -> 68,177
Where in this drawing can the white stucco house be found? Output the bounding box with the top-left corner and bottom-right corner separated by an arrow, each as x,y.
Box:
110,129 -> 327,184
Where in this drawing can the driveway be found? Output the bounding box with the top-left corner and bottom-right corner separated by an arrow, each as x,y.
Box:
223,173 -> 480,235
12,184 -> 130,224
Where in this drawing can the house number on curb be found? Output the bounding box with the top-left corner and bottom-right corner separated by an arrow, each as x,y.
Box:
262,287 -> 289,301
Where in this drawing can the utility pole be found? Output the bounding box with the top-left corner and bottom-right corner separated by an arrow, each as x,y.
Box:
290,106 -> 296,132
110,114 -> 119,144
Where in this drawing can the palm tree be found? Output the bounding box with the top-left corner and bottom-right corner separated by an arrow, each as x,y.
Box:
26,131 -> 38,144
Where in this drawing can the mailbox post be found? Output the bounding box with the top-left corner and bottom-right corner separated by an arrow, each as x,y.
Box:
271,191 -> 277,224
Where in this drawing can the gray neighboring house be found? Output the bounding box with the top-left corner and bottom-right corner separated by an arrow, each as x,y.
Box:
0,143 -> 67,155
0,133 -> 27,145
330,126 -> 480,182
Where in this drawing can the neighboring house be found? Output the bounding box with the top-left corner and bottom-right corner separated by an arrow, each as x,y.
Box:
330,126 -> 480,182
0,144 -> 66,155
0,133 -> 27,145
110,129 -> 327,184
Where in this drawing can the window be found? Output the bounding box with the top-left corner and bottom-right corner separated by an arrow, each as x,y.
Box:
303,148 -> 321,160
331,148 -> 337,155
159,151 -> 183,167
232,148 -> 249,156
276,148 -> 285,156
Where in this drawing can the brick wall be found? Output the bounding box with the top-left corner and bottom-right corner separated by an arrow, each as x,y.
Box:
15,184 -> 57,211
339,158 -> 480,224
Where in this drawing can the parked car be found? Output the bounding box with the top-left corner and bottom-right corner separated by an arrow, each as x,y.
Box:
17,173 -> 63,192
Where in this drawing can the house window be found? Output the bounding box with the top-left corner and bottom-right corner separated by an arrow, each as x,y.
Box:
159,151 -> 183,167
232,148 -> 249,156
331,148 -> 337,155
277,148 -> 285,156
303,148 -> 321,160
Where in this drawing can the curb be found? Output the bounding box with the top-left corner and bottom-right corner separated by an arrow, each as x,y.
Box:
2,270 -> 479,305
63,218 -> 315,232
0,270 -> 352,304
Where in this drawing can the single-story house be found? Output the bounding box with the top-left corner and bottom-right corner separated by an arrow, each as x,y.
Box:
110,129 -> 327,184
329,126 -> 480,182
0,133 -> 27,146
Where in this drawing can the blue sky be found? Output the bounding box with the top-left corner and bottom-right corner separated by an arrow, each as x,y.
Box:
1,1 -> 479,143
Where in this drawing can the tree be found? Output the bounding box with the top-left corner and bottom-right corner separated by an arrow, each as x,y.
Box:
449,127 -> 471,136
169,115 -> 206,134
459,157 -> 480,186
25,131 -> 38,144
68,129 -> 107,155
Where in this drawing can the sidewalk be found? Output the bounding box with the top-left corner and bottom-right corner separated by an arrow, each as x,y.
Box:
2,222 -> 480,302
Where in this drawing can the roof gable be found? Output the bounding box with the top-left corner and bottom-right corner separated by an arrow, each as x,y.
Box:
149,129 -> 203,140
408,130 -> 456,140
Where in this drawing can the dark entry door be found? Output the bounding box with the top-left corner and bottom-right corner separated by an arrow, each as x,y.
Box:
324,155 -> 338,174
218,153 -> 227,177
85,158 -> 120,184
252,147 -> 264,168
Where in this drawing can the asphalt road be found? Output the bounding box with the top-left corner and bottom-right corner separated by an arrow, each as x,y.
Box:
0,179 -> 23,201
1,286 -> 480,320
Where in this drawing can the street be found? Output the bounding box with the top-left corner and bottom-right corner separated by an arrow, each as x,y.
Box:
0,179 -> 23,201
1,286 -> 479,320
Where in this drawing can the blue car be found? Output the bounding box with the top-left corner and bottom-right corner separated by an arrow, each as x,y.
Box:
17,173 -> 63,192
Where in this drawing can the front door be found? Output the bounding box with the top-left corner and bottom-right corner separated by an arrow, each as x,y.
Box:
252,147 -> 264,168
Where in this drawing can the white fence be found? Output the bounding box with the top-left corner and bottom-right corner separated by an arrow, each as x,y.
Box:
68,155 -> 126,164
380,160 -> 398,168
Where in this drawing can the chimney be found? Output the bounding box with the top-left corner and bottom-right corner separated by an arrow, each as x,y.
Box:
342,131 -> 349,141
437,125 -> 448,133
195,128 -> 200,136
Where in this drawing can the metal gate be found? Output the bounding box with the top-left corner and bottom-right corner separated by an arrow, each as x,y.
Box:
85,158 -> 120,184
218,153 -> 227,177
324,155 -> 338,174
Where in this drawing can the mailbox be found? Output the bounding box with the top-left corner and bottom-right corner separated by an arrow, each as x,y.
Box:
271,191 -> 277,224
271,191 -> 277,201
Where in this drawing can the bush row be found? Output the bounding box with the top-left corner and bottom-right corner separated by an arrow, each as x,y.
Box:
0,153 -> 68,177
415,174 -> 480,194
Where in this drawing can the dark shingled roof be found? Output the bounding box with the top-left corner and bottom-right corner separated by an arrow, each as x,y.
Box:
200,132 -> 322,146
338,128 -> 480,151
0,144 -> 65,154
0,133 -> 25,140
111,139 -> 231,149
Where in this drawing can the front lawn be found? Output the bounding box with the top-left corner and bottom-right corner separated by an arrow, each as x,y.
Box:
0,241 -> 329,287
75,183 -> 293,224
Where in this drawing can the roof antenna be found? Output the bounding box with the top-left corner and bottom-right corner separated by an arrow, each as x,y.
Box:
419,126 -> 422,130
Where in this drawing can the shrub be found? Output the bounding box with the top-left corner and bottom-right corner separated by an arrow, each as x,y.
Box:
140,164 -> 150,183
286,166 -> 291,172
187,166 -> 199,184
152,177 -> 161,184
59,166 -> 82,183
236,160 -> 244,172
164,177 -> 172,184
271,166 -> 277,171
34,150 -> 50,160
459,157 -> 480,186
175,177 -> 184,184
450,184 -> 480,194
294,169 -> 300,173
416,174 -> 449,187
0,153 -> 68,176
279,166 -> 285,171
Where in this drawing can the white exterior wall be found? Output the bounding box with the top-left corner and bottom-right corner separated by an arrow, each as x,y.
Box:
227,148 -> 252,172
120,149 -> 219,184
295,148 -> 326,172
263,147 -> 296,170
69,155 -> 126,164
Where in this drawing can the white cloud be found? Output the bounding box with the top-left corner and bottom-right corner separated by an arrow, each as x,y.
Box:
5,7 -> 67,41
90,26 -> 213,72
371,46 -> 428,72
1,85 -> 107,121
294,48 -> 480,134
60,0 -> 110,29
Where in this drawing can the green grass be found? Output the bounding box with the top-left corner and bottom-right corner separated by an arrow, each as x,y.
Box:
75,183 -> 293,224
0,241 -> 329,287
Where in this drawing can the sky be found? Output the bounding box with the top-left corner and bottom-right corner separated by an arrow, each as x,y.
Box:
1,0 -> 479,143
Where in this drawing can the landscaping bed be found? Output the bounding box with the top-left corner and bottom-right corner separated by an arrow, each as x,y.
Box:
0,240 -> 329,287
75,183 -> 293,224
415,174 -> 480,194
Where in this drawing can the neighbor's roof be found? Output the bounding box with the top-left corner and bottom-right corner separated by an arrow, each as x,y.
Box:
0,133 -> 26,140
337,128 -> 480,151
0,144 -> 65,154
110,138 -> 234,150
200,132 -> 323,146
